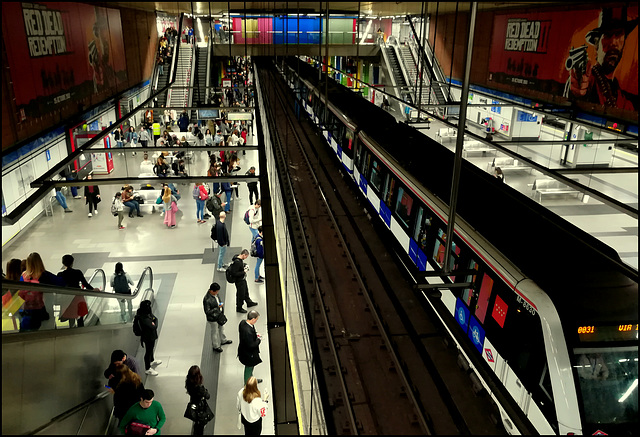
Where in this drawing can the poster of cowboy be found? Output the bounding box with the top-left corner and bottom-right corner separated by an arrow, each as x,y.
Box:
487,4 -> 638,121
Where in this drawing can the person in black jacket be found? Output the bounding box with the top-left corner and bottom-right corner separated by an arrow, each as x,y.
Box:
185,365 -> 214,435
238,310 -> 262,384
215,212 -> 230,272
135,300 -> 162,376
228,249 -> 257,313
57,254 -> 95,327
84,175 -> 101,217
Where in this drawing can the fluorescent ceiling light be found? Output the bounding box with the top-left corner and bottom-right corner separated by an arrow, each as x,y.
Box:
618,379 -> 638,403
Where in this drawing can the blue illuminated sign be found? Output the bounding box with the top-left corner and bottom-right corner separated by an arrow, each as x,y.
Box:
455,298 -> 470,333
468,316 -> 486,353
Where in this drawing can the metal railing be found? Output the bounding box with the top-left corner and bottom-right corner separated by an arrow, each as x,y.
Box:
2,266 -> 154,334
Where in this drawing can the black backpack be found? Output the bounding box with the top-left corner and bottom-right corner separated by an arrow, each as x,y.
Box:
210,224 -> 217,242
132,315 -> 142,336
113,273 -> 130,294
225,267 -> 235,283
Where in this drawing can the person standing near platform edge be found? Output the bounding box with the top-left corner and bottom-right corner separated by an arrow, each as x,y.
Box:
238,310 -> 263,385
229,249 -> 257,313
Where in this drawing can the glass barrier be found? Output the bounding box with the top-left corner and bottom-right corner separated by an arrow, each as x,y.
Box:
1,266 -> 153,333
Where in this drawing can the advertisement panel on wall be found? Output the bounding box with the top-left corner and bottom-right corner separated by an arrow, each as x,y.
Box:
487,5 -> 638,119
1,2 -> 127,121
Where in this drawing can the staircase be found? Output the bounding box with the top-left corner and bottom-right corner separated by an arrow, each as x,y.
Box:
168,44 -> 193,109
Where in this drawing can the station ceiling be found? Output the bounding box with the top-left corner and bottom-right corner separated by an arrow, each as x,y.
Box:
102,2 -> 564,17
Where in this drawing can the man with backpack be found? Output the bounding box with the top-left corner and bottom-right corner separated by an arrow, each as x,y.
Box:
246,199 -> 262,242
206,190 -> 226,223
111,262 -> 135,323
252,226 -> 265,284
227,249 -> 257,313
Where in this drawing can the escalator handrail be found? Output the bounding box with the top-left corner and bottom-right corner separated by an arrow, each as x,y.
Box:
86,268 -> 106,292
22,390 -> 111,435
2,266 -> 153,301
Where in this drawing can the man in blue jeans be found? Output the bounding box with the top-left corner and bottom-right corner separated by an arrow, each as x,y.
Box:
55,187 -> 73,213
215,212 -> 230,272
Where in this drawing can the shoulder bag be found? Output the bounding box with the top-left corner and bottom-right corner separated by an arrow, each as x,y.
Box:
184,397 -> 214,423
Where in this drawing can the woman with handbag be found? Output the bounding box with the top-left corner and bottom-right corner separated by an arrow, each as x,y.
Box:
184,365 -> 214,435
237,376 -> 269,436
57,254 -> 94,328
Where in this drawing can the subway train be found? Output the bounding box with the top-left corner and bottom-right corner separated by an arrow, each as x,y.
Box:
276,57 -> 638,435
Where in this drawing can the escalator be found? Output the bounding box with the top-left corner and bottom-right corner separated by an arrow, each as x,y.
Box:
384,46 -> 412,105
2,267 -> 156,435
192,45 -> 209,116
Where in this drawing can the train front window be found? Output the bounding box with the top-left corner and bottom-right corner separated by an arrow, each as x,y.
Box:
573,347 -> 638,433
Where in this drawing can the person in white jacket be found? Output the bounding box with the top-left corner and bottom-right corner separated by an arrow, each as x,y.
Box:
249,199 -> 262,242
237,376 -> 268,435
112,192 -> 126,230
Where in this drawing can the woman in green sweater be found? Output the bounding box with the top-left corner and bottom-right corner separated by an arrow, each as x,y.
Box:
119,389 -> 166,435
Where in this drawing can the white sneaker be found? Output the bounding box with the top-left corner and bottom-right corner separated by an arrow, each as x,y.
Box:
94,210 -> 98,215
217,267 -> 226,272
88,213 -> 92,217
151,360 -> 163,366
160,212 -> 164,217
145,369 -> 159,376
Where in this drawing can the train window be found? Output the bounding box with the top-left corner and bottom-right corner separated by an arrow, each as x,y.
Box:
343,129 -> 354,151
369,160 -> 384,192
382,174 -> 396,208
432,229 -> 460,271
475,274 -> 494,324
394,187 -> 414,228
355,142 -> 365,171
462,260 -> 479,306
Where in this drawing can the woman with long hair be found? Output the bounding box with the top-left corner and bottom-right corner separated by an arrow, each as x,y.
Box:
185,365 -> 214,435
163,187 -> 178,229
84,174 -> 101,217
111,262 -> 134,323
113,364 -> 145,424
136,300 -> 162,376
18,252 -> 64,331
236,376 -> 269,435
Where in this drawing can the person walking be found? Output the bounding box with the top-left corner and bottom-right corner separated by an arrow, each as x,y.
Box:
253,227 -> 265,284
113,126 -> 124,150
104,349 -> 141,388
134,300 -> 162,376
118,389 -> 166,435
214,212 -> 231,272
246,167 -> 259,205
237,376 -> 269,436
203,282 -> 232,353
229,249 -> 257,313
185,365 -> 215,435
238,310 -> 262,384
111,262 -> 135,323
248,199 -> 262,242
206,190 -> 226,225
112,192 -> 126,230
84,175 -> 101,217
112,364 -> 145,427
126,126 -> 138,156
139,126 -> 151,148
57,254 -> 94,327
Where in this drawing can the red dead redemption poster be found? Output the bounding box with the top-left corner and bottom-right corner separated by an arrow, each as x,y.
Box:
2,2 -> 127,120
487,5 -> 638,118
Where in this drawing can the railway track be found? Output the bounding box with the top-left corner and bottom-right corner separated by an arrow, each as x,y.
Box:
257,59 -> 506,435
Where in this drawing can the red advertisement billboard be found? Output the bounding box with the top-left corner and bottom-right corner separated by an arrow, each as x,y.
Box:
487,5 -> 638,116
2,2 -> 127,119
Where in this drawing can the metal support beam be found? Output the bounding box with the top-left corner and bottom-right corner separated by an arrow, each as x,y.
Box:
417,282 -> 474,289
443,2 -> 478,274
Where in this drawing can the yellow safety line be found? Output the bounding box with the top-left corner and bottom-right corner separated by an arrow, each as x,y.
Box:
272,201 -> 306,435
